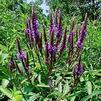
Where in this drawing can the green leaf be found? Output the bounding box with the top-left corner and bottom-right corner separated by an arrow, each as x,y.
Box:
66,91 -> 81,99
12,87 -> 22,101
86,81 -> 92,95
9,36 -> 16,50
55,76 -> 62,86
58,82 -> 62,93
44,98 -> 50,101
28,93 -> 40,101
38,74 -> 41,84
0,44 -> 7,51
63,80 -> 70,96
2,79 -> 9,88
0,86 -> 22,101
81,90 -> 101,101
70,96 -> 76,101
0,86 -> 15,100
36,83 -> 50,88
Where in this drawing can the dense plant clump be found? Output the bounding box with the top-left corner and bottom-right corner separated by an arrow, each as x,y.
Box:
6,7 -> 88,100
12,8 -> 87,77
0,5 -> 101,100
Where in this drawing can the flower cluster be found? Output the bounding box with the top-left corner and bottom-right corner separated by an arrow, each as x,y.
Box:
24,7 -> 41,52
16,38 -> 29,72
8,8 -> 87,81
73,63 -> 84,77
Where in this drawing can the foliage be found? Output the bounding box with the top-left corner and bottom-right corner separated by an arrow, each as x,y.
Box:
47,0 -> 101,20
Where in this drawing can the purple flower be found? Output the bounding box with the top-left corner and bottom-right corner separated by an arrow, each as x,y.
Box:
53,24 -> 59,36
56,10 -> 62,38
73,63 -> 84,77
25,18 -> 32,37
68,31 -> 74,44
16,38 -> 29,71
48,43 -> 57,62
49,10 -> 62,39
49,44 -> 57,55
49,30 -> 57,54
76,14 -> 87,49
17,50 -> 26,60
25,28 -> 31,35
76,39 -> 84,49
31,7 -> 39,44
45,42 -> 57,64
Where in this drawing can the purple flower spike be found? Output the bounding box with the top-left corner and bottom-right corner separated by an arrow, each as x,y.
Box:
76,14 -> 87,49
16,38 -> 26,60
25,18 -> 31,36
31,7 -> 39,44
49,44 -> 57,55
56,10 -> 62,38
53,24 -> 59,36
48,43 -> 56,62
60,27 -> 67,53
25,28 -> 31,36
17,50 -> 26,60
73,63 -> 84,77
76,39 -> 84,49
68,31 -> 74,44
73,56 -> 84,77
49,30 -> 57,55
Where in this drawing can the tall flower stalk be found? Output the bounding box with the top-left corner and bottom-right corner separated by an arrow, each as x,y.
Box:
67,17 -> 74,65
16,38 -> 31,83
76,13 -> 87,50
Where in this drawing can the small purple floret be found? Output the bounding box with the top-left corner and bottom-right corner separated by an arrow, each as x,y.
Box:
73,63 -> 84,77
76,39 -> 83,49
17,50 -> 26,60
49,44 -> 57,55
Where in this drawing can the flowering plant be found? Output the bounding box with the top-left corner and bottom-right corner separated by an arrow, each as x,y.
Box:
8,7 -> 88,100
